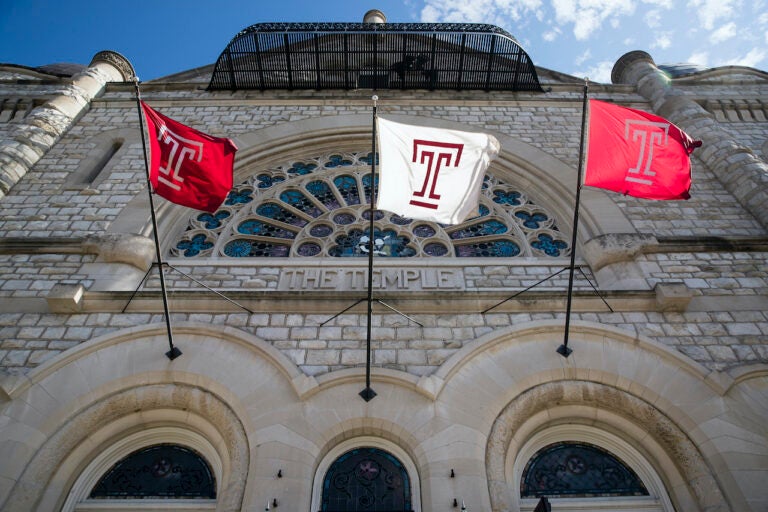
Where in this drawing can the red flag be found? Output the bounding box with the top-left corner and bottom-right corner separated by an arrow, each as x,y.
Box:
141,101 -> 237,212
584,99 -> 701,200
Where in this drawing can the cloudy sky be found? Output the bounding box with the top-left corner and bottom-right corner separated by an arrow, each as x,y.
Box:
1,0 -> 766,83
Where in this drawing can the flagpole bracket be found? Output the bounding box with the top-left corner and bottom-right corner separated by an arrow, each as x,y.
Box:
165,346 -> 183,360
359,386 -> 377,402
556,344 -> 572,358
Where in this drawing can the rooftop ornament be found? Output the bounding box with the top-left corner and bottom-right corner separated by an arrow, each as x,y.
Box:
208,22 -> 543,92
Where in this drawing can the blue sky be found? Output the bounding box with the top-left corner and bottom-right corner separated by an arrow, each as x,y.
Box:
1,0 -> 766,83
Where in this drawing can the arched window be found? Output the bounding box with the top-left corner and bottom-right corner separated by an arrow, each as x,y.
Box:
513,425 -> 673,512
171,151 -> 569,259
321,447 -> 413,512
89,444 -> 216,499
521,442 -> 648,498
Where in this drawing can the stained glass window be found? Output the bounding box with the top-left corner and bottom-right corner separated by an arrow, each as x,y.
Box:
321,447 -> 412,512
89,444 -> 216,499
521,442 -> 649,498
170,151 -> 570,260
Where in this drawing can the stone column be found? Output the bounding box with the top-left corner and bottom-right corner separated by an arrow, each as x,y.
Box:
0,50 -> 135,199
611,51 -> 768,229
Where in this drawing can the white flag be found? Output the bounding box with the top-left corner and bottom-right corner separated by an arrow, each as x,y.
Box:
376,117 -> 500,225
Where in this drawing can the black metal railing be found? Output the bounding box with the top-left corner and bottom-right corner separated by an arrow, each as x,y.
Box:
209,22 -> 543,92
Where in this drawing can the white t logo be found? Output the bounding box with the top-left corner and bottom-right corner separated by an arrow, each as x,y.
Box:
624,120 -> 670,186
157,124 -> 204,190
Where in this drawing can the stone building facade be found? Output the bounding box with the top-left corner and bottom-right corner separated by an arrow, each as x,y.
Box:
1,13 -> 767,512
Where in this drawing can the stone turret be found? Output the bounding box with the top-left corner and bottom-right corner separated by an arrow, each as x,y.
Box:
612,51 -> 768,229
0,51 -> 134,200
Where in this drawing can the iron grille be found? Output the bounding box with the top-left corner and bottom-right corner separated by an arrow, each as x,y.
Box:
209,22 -> 543,92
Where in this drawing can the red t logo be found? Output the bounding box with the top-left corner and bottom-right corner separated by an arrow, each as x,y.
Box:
409,140 -> 464,210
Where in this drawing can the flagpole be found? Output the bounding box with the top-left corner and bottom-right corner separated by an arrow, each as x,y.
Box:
359,95 -> 379,402
132,77 -> 181,360
557,79 -> 589,358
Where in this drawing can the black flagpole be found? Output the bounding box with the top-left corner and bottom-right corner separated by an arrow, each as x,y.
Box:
132,77 -> 181,360
558,79 -> 589,358
359,95 -> 379,402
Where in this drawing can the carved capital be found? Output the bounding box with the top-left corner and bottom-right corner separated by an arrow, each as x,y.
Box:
89,50 -> 136,81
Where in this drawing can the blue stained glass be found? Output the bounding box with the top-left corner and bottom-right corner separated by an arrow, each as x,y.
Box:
464,204 -> 491,222
223,239 -> 252,257
362,209 -> 385,221
359,152 -> 379,165
256,173 -> 285,189
288,162 -> 318,175
307,180 -> 341,209
280,189 -> 322,217
424,242 -> 449,256
224,239 -> 290,257
237,220 -> 296,238
256,203 -> 308,227
413,224 -> 436,237
177,234 -> 214,257
310,224 -> 334,237
325,154 -> 353,167
455,240 -> 520,257
329,228 -> 415,257
333,175 -> 361,205
298,243 -> 322,256
449,220 -> 508,239
532,234 -> 568,256
516,211 -> 549,229
493,190 -> 522,206
333,212 -> 356,225
225,188 -> 253,205
390,215 -> 413,225
197,211 -> 230,229
361,173 -> 378,204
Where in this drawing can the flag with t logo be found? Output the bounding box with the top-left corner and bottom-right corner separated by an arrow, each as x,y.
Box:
376,117 -> 500,225
584,99 -> 701,200
141,101 -> 237,212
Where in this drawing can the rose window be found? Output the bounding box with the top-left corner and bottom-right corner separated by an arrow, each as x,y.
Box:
171,151 -> 570,259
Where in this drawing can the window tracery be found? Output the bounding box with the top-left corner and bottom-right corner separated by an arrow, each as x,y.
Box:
171,151 -> 570,259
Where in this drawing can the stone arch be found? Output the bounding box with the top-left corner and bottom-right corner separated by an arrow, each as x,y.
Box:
417,320 -> 740,511
484,381 -> 727,511
3,383 -> 248,512
0,321 -> 314,512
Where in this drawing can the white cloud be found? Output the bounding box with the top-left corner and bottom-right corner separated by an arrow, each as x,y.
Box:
644,9 -> 662,28
689,0 -> 740,30
729,47 -> 767,68
420,0 -> 544,24
710,22 -> 737,43
543,28 -> 560,41
551,0 -> 636,40
572,60 -> 614,83
575,49 -> 591,65
686,51 -> 709,67
651,32 -> 672,49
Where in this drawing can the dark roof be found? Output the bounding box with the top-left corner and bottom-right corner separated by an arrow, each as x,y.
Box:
658,62 -> 709,78
208,22 -> 543,92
